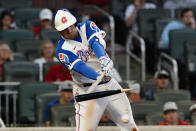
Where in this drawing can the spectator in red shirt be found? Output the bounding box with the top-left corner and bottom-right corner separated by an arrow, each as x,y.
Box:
30,8 -> 52,39
45,64 -> 72,82
158,101 -> 191,125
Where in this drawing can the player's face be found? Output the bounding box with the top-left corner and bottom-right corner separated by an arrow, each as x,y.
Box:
59,24 -> 78,40
61,91 -> 73,103
163,111 -> 179,125
42,42 -> 54,58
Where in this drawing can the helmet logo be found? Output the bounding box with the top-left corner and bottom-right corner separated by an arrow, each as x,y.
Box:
61,16 -> 67,23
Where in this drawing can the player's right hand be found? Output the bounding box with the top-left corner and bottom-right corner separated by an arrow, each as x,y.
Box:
99,56 -> 113,75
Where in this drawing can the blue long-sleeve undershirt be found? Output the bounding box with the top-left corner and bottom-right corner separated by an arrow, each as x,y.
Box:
89,36 -> 105,59
73,61 -> 98,80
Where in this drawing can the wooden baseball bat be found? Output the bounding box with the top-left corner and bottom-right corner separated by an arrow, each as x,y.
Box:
75,88 -> 135,102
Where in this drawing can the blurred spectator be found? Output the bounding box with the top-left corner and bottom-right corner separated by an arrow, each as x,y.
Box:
124,0 -> 156,31
164,0 -> 196,11
0,10 -> 16,30
45,64 -> 72,82
127,83 -> 143,102
160,8 -> 196,51
0,44 -> 14,81
145,70 -> 169,100
34,40 -> 58,81
189,104 -> 196,124
44,82 -> 74,126
158,101 -> 190,125
30,8 -> 52,39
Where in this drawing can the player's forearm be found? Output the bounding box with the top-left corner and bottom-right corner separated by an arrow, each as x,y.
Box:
73,61 -> 99,80
89,36 -> 105,59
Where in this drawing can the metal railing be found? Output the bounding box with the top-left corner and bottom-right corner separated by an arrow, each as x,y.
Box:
126,31 -> 146,81
157,52 -> 179,90
0,82 -> 21,127
82,5 -> 116,61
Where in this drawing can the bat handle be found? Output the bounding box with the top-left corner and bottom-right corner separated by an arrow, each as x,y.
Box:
87,71 -> 106,94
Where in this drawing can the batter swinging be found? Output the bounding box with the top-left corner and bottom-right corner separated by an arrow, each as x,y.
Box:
54,9 -> 139,131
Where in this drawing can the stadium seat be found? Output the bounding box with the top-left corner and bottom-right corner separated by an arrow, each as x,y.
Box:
0,29 -> 34,50
35,92 -> 60,125
154,90 -> 191,103
131,101 -> 162,125
50,104 -> 75,126
191,113 -> 196,125
0,0 -> 32,9
18,82 -> 57,123
176,100 -> 196,120
42,62 -> 60,80
146,111 -> 185,125
184,41 -> 196,73
13,52 -> 27,61
14,7 -> 40,28
138,9 -> 171,43
169,29 -> 196,63
3,62 -> 39,82
39,29 -> 60,44
15,40 -> 42,61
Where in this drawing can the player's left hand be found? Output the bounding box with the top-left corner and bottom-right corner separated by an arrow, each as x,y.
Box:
99,56 -> 113,75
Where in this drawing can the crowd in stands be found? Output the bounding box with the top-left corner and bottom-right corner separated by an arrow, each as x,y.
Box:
0,0 -> 196,127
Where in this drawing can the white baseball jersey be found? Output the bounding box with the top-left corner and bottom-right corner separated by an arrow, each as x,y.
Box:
56,21 -> 139,131
56,21 -> 106,85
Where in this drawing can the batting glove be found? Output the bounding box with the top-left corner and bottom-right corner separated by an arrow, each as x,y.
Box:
99,56 -> 113,74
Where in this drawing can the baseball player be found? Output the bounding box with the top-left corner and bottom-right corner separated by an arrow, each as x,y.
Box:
54,9 -> 139,131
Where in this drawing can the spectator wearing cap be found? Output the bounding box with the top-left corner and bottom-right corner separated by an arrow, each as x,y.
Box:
44,81 -> 74,126
30,8 -> 53,39
158,102 -> 190,125
189,104 -> 196,124
145,70 -> 170,100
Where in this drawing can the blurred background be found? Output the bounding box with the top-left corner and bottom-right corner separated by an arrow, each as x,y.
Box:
0,0 -> 195,130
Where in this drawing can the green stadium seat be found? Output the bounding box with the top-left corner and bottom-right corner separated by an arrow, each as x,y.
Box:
50,104 -> 75,126
184,41 -> 196,72
138,9 -> 171,43
131,101 -> 162,125
0,0 -> 32,9
191,113 -> 196,125
176,100 -> 196,121
39,29 -> 60,44
18,82 -> 57,123
14,7 -> 40,28
0,29 -> 34,50
3,62 -> 39,82
13,52 -> 27,61
35,92 -> 60,126
154,90 -> 191,103
43,62 -> 60,80
146,111 -> 184,125
15,40 -> 42,61
169,29 -> 196,63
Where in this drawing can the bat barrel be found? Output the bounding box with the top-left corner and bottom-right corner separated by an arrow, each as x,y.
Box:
75,90 -> 121,102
